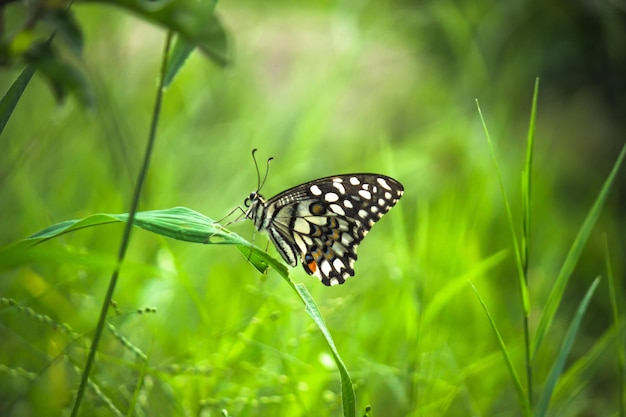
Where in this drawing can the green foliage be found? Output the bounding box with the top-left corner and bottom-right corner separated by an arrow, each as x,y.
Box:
1,1 -> 626,416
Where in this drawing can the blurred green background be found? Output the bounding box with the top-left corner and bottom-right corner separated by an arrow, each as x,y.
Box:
1,0 -> 626,416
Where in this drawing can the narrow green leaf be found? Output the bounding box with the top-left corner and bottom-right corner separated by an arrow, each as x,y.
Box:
13,206 -> 354,413
477,100 -> 530,330
535,277 -> 601,417
81,0 -> 230,67
164,36 -> 195,87
14,206 -> 286,276
294,283 -> 356,417
521,77 -> 539,314
469,281 -> 531,416
0,66 -> 36,136
532,142 -> 626,358
605,235 -> 626,416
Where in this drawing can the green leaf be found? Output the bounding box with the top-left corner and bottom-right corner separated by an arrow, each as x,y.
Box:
0,66 -> 36,136
293,283 -> 356,417
164,35 -> 196,87
80,0 -> 230,67
15,206 -> 284,276
532,142 -> 626,358
470,281 -> 532,416
535,277 -> 601,417
12,206 -> 355,414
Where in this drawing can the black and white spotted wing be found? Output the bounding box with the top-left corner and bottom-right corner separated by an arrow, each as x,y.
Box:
244,174 -> 404,286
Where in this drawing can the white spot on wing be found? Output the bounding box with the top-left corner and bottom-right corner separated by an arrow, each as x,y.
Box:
329,204 -> 345,215
377,177 -> 392,190
310,185 -> 322,195
333,258 -> 345,272
325,192 -> 339,202
358,209 -> 368,219
321,260 -> 332,276
343,200 -> 353,208
349,177 -> 360,185
378,198 -> 386,206
384,192 -> 392,199
358,189 -> 372,200
332,182 -> 346,194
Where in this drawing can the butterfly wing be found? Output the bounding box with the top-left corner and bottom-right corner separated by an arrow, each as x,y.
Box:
264,174 -> 404,286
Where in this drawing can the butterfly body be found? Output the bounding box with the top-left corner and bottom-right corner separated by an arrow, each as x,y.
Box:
245,174 -> 404,286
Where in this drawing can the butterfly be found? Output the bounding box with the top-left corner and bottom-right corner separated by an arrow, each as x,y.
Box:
243,150 -> 404,286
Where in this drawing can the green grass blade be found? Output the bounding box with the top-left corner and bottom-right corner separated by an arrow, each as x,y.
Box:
164,36 -> 196,87
10,206 -> 287,277
605,235 -> 626,417
0,66 -> 36,136
532,142 -> 626,358
477,101 -> 530,317
553,323 -> 617,404
293,283 -> 356,417
469,281 -> 532,416
9,206 -> 354,412
535,277 -> 601,417
520,77 -> 540,404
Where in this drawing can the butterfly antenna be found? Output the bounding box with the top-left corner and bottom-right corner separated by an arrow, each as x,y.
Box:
251,148 -> 261,191
260,156 -> 274,191
251,148 -> 274,192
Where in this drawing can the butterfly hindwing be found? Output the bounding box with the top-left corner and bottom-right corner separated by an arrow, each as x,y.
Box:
246,174 -> 404,286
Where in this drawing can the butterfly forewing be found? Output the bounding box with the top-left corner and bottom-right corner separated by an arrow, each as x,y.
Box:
246,174 -> 403,286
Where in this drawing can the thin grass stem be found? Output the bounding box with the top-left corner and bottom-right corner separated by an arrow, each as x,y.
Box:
69,30 -> 173,416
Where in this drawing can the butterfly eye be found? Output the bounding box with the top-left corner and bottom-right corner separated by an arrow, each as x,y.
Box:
244,192 -> 257,207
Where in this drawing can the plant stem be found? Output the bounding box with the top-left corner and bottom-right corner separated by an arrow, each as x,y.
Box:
70,31 -> 173,417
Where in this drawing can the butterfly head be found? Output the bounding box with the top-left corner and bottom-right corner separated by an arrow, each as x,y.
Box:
246,149 -> 274,228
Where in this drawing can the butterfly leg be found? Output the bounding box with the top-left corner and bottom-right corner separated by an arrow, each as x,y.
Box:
205,206 -> 248,243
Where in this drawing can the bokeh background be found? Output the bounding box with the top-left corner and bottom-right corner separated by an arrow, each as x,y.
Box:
1,0 -> 626,416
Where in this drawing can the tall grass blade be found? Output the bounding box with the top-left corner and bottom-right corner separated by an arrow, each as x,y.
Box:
469,281 -> 531,416
0,66 -> 36,136
477,101 -> 530,315
605,235 -> 626,417
10,206 -> 355,414
293,283 -> 356,417
535,277 -> 600,417
70,32 -> 173,417
520,77 -> 540,404
532,142 -> 626,358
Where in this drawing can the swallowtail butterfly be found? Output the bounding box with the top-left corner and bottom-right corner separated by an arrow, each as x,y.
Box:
244,150 -> 404,286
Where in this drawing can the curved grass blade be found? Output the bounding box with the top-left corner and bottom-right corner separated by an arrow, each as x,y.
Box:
0,66 -> 36,136
535,277 -> 601,417
15,206 -> 285,276
293,282 -> 356,417
532,142 -> 626,358
14,206 -> 354,414
469,281 -> 531,416
476,100 -> 531,317
604,235 -> 626,416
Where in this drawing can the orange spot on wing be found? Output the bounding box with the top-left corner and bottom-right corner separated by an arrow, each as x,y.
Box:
307,260 -> 317,273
